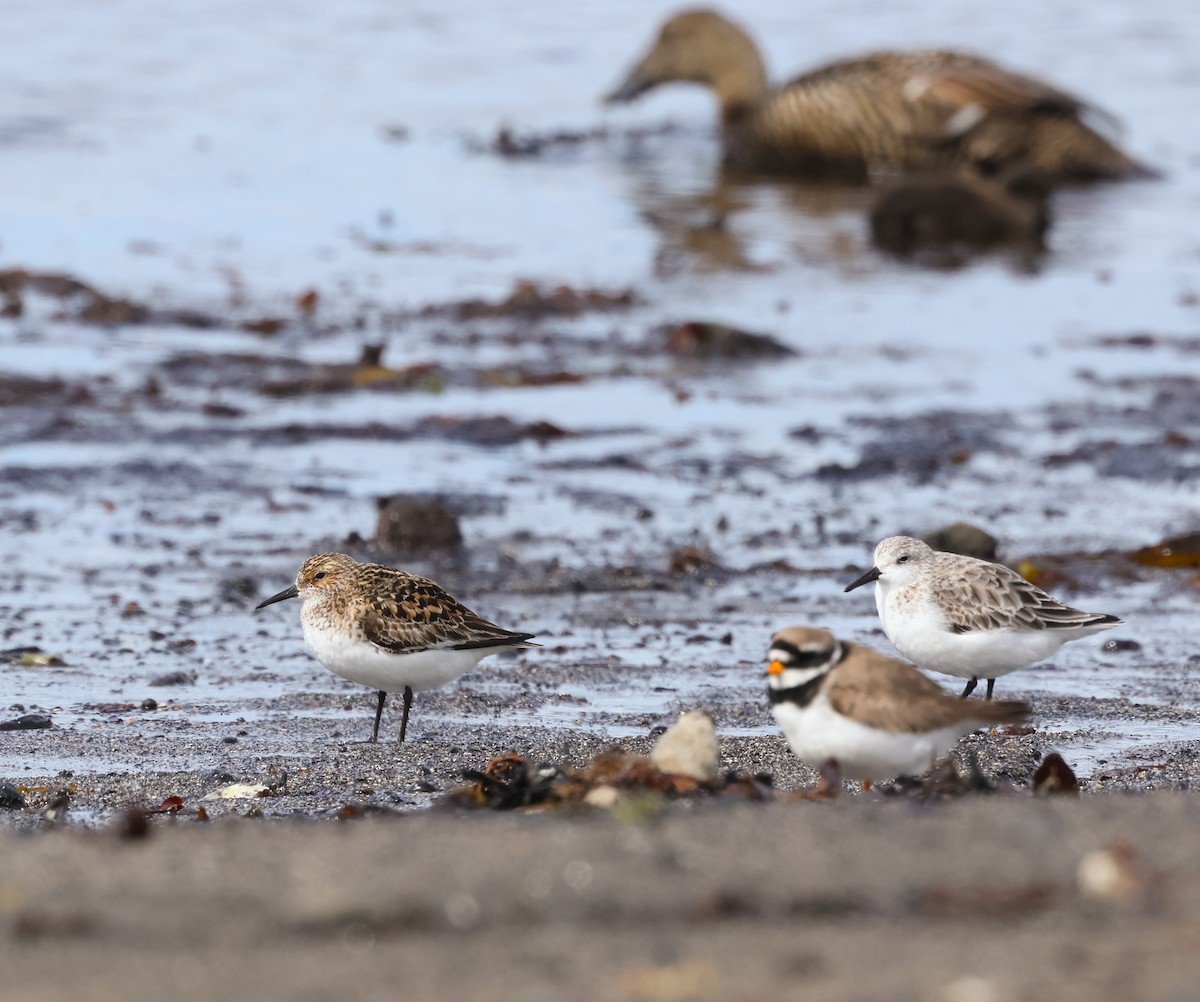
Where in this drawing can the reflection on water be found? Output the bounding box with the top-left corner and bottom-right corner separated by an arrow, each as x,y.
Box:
0,0 -> 1193,304
630,165 -> 887,278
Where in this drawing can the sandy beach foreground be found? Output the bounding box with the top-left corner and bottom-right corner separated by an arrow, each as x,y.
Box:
1,793 -> 1197,1002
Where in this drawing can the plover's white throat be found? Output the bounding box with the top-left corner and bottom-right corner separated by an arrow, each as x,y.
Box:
767,626 -> 1029,783
256,553 -> 537,742
844,535 -> 1122,699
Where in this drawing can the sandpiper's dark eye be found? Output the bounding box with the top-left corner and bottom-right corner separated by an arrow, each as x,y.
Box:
313,571 -> 327,581
897,555 -> 910,564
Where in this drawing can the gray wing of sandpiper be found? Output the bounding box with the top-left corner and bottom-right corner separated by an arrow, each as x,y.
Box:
930,556 -> 1122,633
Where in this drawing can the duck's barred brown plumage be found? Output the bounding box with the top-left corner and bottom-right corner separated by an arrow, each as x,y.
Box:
606,8 -> 1151,182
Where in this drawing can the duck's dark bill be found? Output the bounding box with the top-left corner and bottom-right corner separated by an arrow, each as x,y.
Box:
843,566 -> 882,593
604,72 -> 652,104
255,585 -> 299,609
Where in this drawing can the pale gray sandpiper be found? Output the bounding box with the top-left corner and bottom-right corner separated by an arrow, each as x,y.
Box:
256,553 -> 537,742
844,535 -> 1123,699
767,627 -> 1029,783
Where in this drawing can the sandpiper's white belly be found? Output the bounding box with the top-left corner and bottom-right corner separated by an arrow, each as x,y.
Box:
878,584 -> 1103,679
301,621 -> 486,692
772,692 -> 970,782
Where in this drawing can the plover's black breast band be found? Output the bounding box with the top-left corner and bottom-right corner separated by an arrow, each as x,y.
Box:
768,673 -> 825,709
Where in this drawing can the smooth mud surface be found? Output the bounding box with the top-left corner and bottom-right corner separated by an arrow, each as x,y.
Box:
0,0 -> 1198,995
3,798 -> 1200,1001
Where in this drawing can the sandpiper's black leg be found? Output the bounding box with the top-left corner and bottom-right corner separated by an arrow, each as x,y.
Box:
398,685 -> 414,743
960,676 -> 978,699
371,690 -> 387,743
985,678 -> 995,700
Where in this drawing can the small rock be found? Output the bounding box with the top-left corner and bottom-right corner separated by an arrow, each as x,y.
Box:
201,402 -> 245,419
18,650 -> 66,668
43,789 -> 71,825
663,321 -> 794,360
297,288 -> 320,314
375,495 -> 463,555
240,316 -> 287,336
583,785 -> 620,809
621,960 -> 719,1002
441,280 -> 636,321
149,671 -> 196,687
0,646 -> 44,665
206,783 -> 270,800
0,783 -> 26,808
667,545 -> 716,576
413,415 -> 569,447
922,522 -> 998,561
0,713 -> 52,731
115,807 -> 150,840
650,710 -> 718,782
1032,752 -> 1079,796
941,975 -> 1002,1002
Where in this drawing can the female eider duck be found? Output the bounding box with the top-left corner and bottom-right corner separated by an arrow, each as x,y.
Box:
605,8 -> 1152,183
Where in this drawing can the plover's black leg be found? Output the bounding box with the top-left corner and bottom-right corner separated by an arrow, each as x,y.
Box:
985,678 -> 995,700
371,690 -> 387,743
398,685 -> 414,743
960,676 -> 979,699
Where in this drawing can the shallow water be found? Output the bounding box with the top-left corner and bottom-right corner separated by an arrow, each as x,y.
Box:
1,0 -> 1198,787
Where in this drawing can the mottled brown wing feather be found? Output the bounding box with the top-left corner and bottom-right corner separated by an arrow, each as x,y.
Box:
826,643 -> 1029,733
359,572 -> 534,654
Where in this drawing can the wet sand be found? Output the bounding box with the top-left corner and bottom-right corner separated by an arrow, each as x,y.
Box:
3,794 -> 1199,1002
3,694 -> 1198,1002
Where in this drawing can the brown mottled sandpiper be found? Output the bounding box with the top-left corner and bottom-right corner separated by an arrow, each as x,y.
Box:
256,553 -> 537,742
